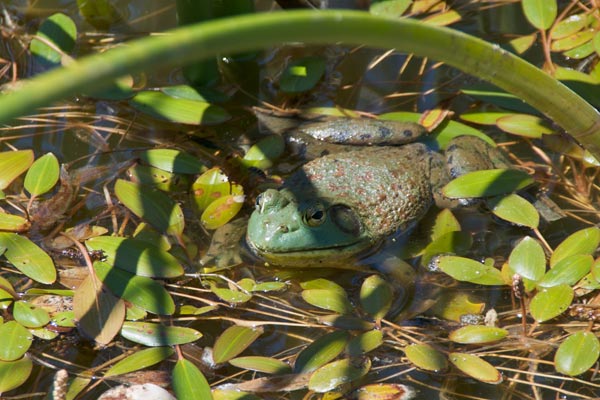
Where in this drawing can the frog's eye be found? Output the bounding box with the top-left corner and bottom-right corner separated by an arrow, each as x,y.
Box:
329,205 -> 361,235
255,194 -> 263,210
303,204 -> 326,227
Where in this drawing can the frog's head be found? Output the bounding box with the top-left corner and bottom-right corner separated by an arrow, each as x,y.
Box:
246,188 -> 372,266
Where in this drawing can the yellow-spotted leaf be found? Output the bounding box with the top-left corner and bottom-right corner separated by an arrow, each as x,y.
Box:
115,179 -> 184,236
529,284 -> 573,322
0,232 -> 56,284
24,153 -> 59,197
0,321 -> 32,361
129,91 -> 230,125
294,331 -> 349,373
138,149 -> 206,174
443,169 -> 533,199
550,227 -> 600,267
121,322 -> 202,346
0,357 -> 33,393
192,168 -> 243,213
94,261 -> 175,315
496,114 -> 554,138
555,331 -> 600,376
0,150 -> 34,190
73,274 -> 125,345
405,344 -> 448,372
436,256 -> 504,285
487,194 -> 539,228
229,356 -> 291,374
105,347 -> 175,377
449,326 -> 508,344
508,237 -> 546,282
308,357 -> 371,392
360,275 -> 393,321
522,0 -> 557,30
449,352 -> 502,384
538,254 -> 592,288
85,236 -> 183,278
172,358 -> 212,400
201,194 -> 244,230
213,325 -> 263,364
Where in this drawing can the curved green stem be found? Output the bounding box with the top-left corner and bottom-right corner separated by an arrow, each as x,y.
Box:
2,10 -> 600,156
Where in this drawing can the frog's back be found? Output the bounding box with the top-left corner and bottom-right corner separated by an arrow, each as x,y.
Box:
284,143 -> 442,238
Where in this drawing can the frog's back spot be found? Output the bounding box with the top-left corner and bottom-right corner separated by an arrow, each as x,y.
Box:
377,126 -> 393,138
403,129 -> 414,137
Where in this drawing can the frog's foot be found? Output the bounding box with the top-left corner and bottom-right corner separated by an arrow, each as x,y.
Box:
445,135 -> 512,178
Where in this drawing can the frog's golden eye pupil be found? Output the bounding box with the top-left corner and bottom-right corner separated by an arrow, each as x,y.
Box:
304,205 -> 326,226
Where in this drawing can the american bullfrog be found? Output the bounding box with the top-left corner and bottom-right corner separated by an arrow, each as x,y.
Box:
246,113 -> 513,267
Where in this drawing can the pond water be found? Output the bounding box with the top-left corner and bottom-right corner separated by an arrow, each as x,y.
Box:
1,1 -> 600,399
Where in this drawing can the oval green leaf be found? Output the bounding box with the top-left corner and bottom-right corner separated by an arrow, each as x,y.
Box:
0,213 -> 30,232
85,236 -> 183,278
129,91 -> 230,125
550,227 -> 600,267
105,347 -> 175,377
0,232 -> 56,284
0,321 -> 32,361
552,14 -> 587,39
302,289 -> 353,314
0,150 -> 33,190
241,135 -> 285,169
436,256 -> 504,285
213,325 -> 264,364
448,352 -> 502,384
308,357 -> 370,393
508,236 -> 546,282
555,331 -> 600,376
139,149 -> 206,174
94,261 -> 175,315
0,357 -> 33,392
496,114 -> 554,138
538,254 -> 592,288
360,275 -> 393,321
24,153 -> 59,197
13,301 -> 50,328
487,194 -> 539,228
522,0 -> 557,30
30,13 -> 77,66
191,167 -> 243,213
442,169 -> 533,199
346,330 -> 383,356
229,356 -> 291,374
529,284 -> 573,322
172,358 -> 212,400
448,325 -> 508,344
127,164 -> 186,192
294,331 -> 349,373
405,344 -> 448,372
121,322 -> 202,346
279,56 -> 326,93
201,194 -> 245,230
115,179 -> 185,236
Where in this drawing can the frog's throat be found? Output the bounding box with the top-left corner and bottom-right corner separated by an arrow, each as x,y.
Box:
246,238 -> 376,267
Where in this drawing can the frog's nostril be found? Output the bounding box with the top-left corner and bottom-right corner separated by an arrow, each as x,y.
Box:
277,225 -> 289,233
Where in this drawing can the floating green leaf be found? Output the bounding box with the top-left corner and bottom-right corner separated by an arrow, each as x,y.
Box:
522,0 -> 557,30
241,135 -> 285,169
0,213 -> 30,232
443,169 -> 533,199
496,114 -> 554,138
448,326 -> 508,344
30,13 -> 76,66
210,285 -> 252,304
301,278 -> 346,293
550,227 -> 600,267
360,275 -> 393,321
213,325 -> 263,364
73,275 -> 125,345
0,232 -> 56,284
201,194 -> 245,230
86,236 -> 183,278
13,301 -> 50,328
430,209 -> 461,240
0,357 -> 33,392
302,289 -> 353,314
429,292 -> 485,322
436,256 -> 504,285
346,330 -> 383,356
449,353 -> 502,384
317,315 -> 375,331
279,56 -> 325,93
308,357 -> 371,392
172,358 -> 212,400
551,30 -> 594,52
555,331 -> 600,376
115,179 -> 185,236
294,331 -> 349,373
538,254 -> 592,288
0,150 -> 34,190
421,231 -> 473,266
139,149 -> 206,174
529,284 -> 573,322
24,153 -> 59,197
105,347 -> 175,377
508,236 -> 546,282
191,167 -> 243,213
129,91 -> 230,125
229,356 -> 291,374
487,194 -> 539,228
94,261 -> 175,315
552,14 -> 587,39
0,321 -> 32,361
349,383 -> 415,399
76,0 -> 120,29
127,165 -> 186,192
405,344 -> 448,372
121,322 -> 202,346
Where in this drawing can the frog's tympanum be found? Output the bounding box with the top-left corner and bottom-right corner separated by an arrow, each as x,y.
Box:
246,114 -> 512,267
